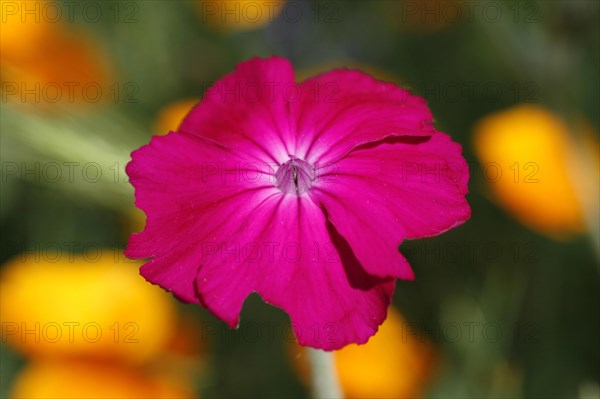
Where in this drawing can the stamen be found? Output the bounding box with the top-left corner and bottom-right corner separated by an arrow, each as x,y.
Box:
275,157 -> 315,195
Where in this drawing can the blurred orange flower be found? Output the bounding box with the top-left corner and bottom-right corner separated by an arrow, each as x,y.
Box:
154,98 -> 199,135
0,250 -> 176,363
0,0 -> 112,107
289,307 -> 437,398
196,0 -> 285,32
473,105 -> 598,239
1,249 -> 205,397
10,359 -> 193,399
0,0 -> 50,55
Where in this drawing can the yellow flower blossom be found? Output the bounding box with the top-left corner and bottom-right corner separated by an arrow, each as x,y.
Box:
1,0 -> 111,107
10,359 -> 193,399
0,250 -> 176,363
472,105 -> 597,239
289,307 -> 437,398
154,98 -> 199,135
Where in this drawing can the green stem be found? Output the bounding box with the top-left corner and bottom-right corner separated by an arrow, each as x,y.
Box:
306,348 -> 343,399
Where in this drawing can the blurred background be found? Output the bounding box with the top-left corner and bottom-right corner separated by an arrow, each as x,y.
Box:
1,0 -> 599,398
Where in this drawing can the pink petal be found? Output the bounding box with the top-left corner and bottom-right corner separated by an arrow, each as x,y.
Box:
292,69 -> 434,165
125,131 -> 278,303
310,133 -> 471,279
179,56 -> 297,164
195,194 -> 395,350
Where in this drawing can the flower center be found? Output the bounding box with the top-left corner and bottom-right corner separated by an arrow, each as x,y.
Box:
275,157 -> 315,195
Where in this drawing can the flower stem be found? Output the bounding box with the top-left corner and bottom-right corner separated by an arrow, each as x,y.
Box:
306,347 -> 343,398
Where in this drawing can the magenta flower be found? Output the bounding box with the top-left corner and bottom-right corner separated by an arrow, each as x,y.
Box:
126,57 -> 470,350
